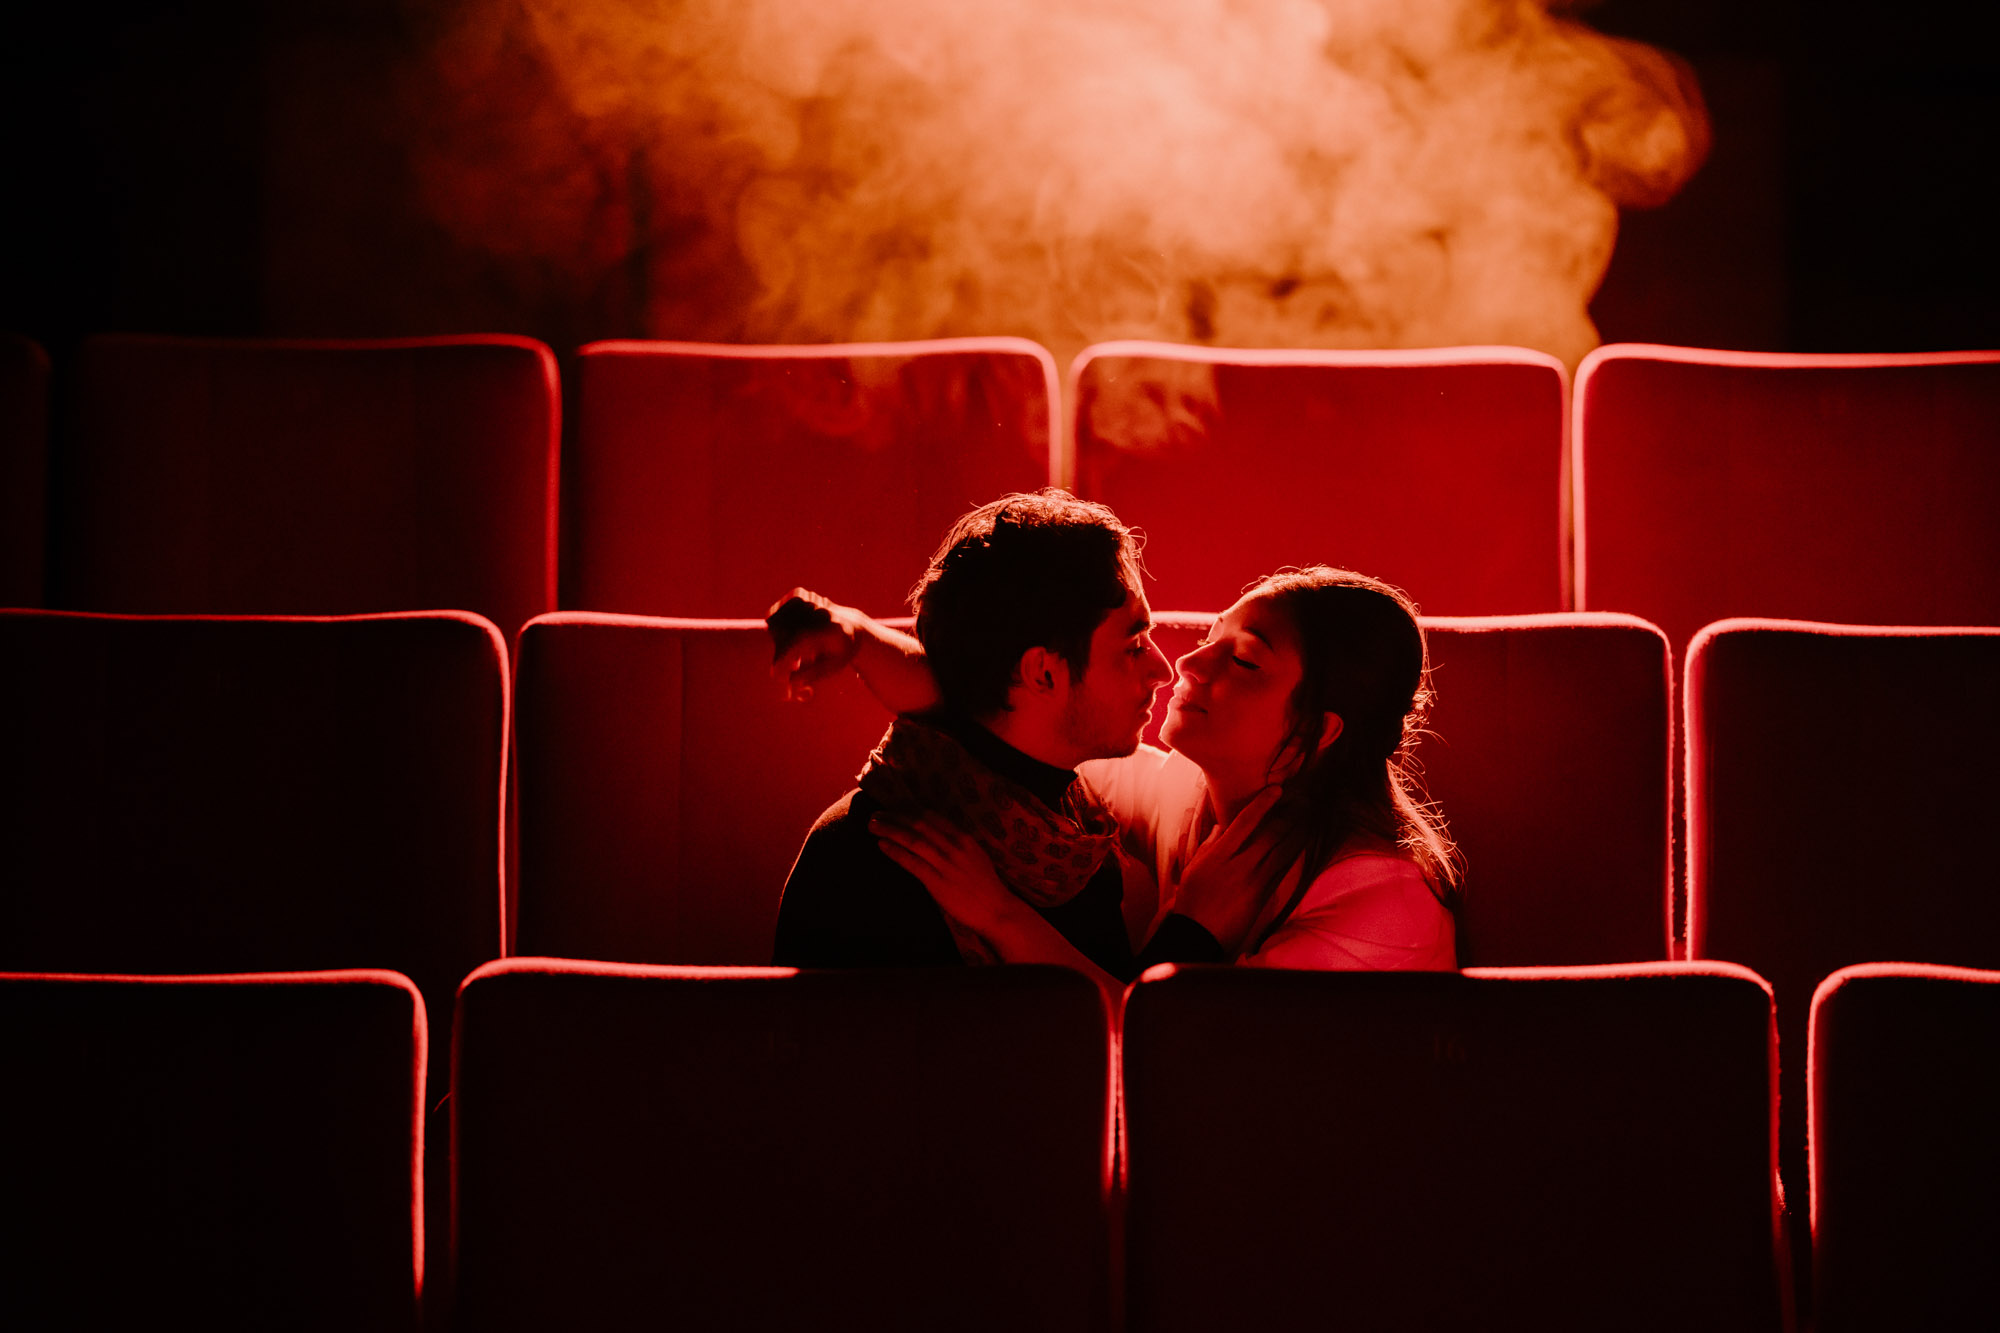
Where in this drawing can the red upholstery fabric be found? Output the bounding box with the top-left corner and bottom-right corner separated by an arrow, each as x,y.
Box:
0,333 -> 49,606
55,334 -> 559,637
1809,963 -> 2000,1331
1147,612 -> 1672,965
0,969 -> 424,1331
1575,345 -> 2000,655
451,958 -> 1113,1331
513,612 -> 901,964
0,609 -> 507,1287
1122,962 -> 1785,1333
1070,343 -> 1568,615
565,338 -> 1059,618
0,610 -> 507,1001
1687,620 -> 2000,1307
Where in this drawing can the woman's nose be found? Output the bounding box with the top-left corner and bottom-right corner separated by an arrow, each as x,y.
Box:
1177,644 -> 1213,682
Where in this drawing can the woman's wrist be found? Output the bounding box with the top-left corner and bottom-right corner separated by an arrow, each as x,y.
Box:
848,613 -> 939,714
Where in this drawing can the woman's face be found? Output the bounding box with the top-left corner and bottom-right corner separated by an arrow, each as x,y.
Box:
1161,592 -> 1307,783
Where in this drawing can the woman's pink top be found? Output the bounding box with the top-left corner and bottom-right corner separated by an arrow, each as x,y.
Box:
1080,745 -> 1455,971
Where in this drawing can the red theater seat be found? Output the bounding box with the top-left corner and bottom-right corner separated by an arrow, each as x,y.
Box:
565,338 -> 1059,618
1122,962 -> 1786,1333
1147,612 -> 1672,965
1575,345 -> 2000,656
1809,963 -> 2000,1332
0,610 -> 507,1005
0,608 -> 507,1280
54,334 -> 559,636
1069,343 -> 1568,615
1,333 -> 49,607
513,613 -> 899,964
1686,620 -> 2000,1298
0,969 -> 425,1332
451,959 -> 1113,1332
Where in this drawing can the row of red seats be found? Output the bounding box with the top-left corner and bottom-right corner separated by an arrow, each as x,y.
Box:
3,333 -> 1997,660
6,959 -> 1992,1330
6,607 -> 1996,1307
515,610 -> 1673,968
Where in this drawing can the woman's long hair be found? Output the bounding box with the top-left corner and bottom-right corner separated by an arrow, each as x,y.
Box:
1245,566 -> 1462,929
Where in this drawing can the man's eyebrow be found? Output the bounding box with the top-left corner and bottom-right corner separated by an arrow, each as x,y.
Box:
1129,616 -> 1152,636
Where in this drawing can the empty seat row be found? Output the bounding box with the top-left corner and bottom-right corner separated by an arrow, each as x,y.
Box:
40,334 -> 563,641
9,960 -> 1992,1330
4,335 -> 1996,655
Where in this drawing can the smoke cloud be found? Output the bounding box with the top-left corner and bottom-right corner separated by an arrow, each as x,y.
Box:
407,0 -> 1707,371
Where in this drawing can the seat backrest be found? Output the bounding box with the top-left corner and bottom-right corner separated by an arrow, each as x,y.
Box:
513,613 -> 897,964
1146,611 -> 1672,965
451,959 -> 1113,1331
565,338 -> 1059,618
0,969 -> 424,1332
1421,613 -> 1673,963
1687,619 -> 2000,1287
0,609 -> 504,1292
1070,343 -> 1568,615
0,610 -> 508,1003
1121,962 -> 1785,1333
1810,963 -> 2000,1332
0,333 -> 49,606
55,334 -> 559,637
1575,345 -> 2000,656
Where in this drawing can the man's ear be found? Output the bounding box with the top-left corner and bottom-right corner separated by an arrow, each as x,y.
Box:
1316,711 -> 1344,754
1014,645 -> 1064,697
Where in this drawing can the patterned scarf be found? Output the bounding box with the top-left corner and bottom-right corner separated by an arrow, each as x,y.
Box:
858,717 -> 1120,963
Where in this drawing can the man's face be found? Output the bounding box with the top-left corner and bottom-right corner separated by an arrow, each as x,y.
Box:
1058,583 -> 1175,760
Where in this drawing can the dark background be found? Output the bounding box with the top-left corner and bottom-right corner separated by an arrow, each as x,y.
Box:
4,0 -> 1996,363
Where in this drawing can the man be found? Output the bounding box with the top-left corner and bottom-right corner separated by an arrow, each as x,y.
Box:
770,490 -> 1175,974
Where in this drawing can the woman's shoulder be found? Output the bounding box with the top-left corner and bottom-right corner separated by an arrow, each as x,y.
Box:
1296,844 -> 1443,914
1242,843 -> 1455,971
1077,745 -> 1205,883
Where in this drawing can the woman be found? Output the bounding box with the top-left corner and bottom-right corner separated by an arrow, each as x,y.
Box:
776,566 -> 1460,983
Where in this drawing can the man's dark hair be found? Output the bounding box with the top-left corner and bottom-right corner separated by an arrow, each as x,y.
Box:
911,490 -> 1143,718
